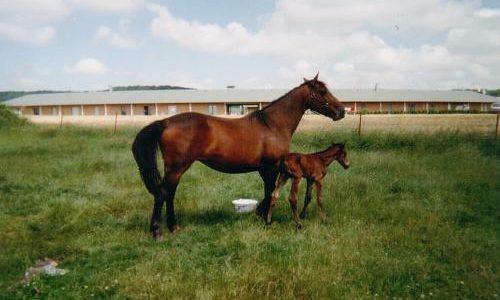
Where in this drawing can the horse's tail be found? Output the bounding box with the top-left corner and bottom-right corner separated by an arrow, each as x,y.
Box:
132,120 -> 166,197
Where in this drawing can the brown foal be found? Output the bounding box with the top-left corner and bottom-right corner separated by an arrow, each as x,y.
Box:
267,143 -> 350,228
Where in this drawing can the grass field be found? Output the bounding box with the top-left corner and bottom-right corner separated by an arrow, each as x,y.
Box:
0,120 -> 499,299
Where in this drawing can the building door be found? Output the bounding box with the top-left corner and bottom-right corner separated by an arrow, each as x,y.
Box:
144,106 -> 150,115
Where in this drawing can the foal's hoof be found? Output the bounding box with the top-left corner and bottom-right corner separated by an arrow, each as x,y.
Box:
168,225 -> 182,233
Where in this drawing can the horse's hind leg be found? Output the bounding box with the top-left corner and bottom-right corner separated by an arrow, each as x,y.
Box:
150,194 -> 164,240
300,179 -> 314,219
162,163 -> 191,233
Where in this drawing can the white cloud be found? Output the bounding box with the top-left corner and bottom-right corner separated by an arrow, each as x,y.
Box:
95,25 -> 140,48
0,22 -> 56,44
474,8 -> 500,18
66,58 -> 108,75
68,0 -> 144,12
148,0 -> 500,89
0,0 -> 145,45
0,0 -> 70,24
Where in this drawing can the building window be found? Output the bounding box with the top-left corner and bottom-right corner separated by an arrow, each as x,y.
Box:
94,106 -> 100,115
408,103 -> 416,113
359,103 -> 366,112
52,107 -> 58,116
429,103 -> 435,112
71,106 -> 81,116
244,105 -> 259,114
454,104 -> 469,111
228,104 -> 243,115
168,105 -> 177,115
144,106 -> 150,115
33,107 -> 40,115
208,105 -> 217,115
120,106 -> 127,115
387,103 -> 393,113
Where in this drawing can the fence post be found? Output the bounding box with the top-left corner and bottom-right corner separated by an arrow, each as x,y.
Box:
113,112 -> 118,134
496,113 -> 499,140
59,113 -> 63,129
358,113 -> 362,138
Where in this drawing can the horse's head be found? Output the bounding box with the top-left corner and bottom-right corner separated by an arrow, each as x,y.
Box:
333,143 -> 349,169
303,74 -> 345,121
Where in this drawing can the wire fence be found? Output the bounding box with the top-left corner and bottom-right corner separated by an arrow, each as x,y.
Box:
23,113 -> 500,138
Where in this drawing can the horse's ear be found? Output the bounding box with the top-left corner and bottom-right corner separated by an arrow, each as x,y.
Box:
303,77 -> 309,83
313,72 -> 319,82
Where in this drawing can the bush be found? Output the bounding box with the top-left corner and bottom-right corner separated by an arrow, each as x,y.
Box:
0,104 -> 27,127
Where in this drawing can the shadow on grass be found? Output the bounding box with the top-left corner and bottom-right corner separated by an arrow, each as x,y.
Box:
179,209 -> 256,226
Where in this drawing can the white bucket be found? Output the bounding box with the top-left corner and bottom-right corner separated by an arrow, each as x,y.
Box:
232,199 -> 258,213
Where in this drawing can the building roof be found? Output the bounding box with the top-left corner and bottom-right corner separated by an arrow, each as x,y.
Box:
4,88 -> 496,107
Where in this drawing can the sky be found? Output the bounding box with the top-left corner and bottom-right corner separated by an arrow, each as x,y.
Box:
0,0 -> 499,91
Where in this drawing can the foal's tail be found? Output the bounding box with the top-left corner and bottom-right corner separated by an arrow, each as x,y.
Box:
132,120 -> 166,197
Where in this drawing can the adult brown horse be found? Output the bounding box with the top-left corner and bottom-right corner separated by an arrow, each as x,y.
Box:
132,75 -> 345,239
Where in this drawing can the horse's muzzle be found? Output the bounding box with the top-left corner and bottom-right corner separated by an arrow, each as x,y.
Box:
331,108 -> 345,121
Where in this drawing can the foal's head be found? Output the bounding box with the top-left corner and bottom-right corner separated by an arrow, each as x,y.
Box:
303,74 -> 345,121
330,143 -> 350,169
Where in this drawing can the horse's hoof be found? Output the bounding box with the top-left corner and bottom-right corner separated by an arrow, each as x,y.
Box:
256,203 -> 269,217
296,223 -> 303,230
154,234 -> 164,242
168,225 -> 182,233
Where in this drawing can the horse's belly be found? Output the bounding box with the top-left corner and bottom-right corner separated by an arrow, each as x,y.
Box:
199,159 -> 259,173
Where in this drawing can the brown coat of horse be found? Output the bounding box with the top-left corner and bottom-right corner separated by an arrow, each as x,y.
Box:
267,144 -> 350,228
132,75 -> 345,239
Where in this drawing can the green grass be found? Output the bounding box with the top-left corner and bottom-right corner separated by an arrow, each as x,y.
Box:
0,124 -> 498,299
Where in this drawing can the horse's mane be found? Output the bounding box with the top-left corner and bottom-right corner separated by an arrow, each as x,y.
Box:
249,81 -> 314,126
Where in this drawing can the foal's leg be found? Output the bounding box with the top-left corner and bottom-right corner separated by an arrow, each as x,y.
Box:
300,178 -> 314,219
256,167 -> 279,217
288,178 -> 302,229
315,180 -> 326,222
267,173 -> 288,225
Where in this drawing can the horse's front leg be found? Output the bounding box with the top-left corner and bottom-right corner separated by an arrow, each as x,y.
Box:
256,167 -> 279,217
267,173 -> 288,225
